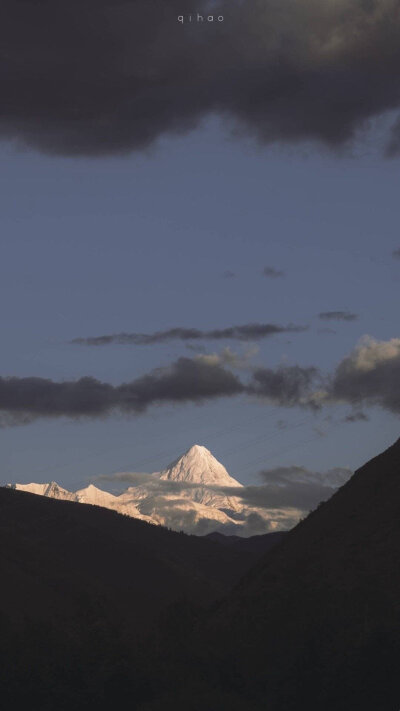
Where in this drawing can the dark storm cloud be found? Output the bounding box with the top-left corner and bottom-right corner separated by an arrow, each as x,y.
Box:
0,357 -> 243,423
262,266 -> 285,279
1,0 -> 400,156
248,365 -> 320,408
392,248 -> 400,259
328,337 -> 400,414
2,335 -> 399,425
0,358 -> 317,424
318,311 -> 359,322
71,322 -> 308,346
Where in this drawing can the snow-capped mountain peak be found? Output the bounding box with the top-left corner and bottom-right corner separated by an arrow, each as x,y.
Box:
43,481 -> 73,498
160,444 -> 243,488
75,484 -> 118,506
7,445 -> 286,536
9,481 -> 75,500
9,479 -> 156,524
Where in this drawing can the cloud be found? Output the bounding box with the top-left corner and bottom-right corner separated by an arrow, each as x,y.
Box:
249,364 -> 320,408
96,471 -> 159,487
0,359 -> 322,426
2,335 -> 399,425
194,345 -> 259,370
262,266 -> 285,279
98,471 -> 211,494
0,357 -> 244,424
343,411 -> 369,423
328,336 -> 400,414
249,337 -> 400,414
98,470 -> 273,534
0,359 -> 320,426
237,464 -> 353,510
136,494 -> 232,536
392,248 -> 400,260
210,465 -> 352,513
222,270 -> 236,279
1,1 -> 400,156
71,322 -> 308,346
318,311 -> 359,322
185,343 -> 206,354
98,466 -> 347,534
139,495 -> 302,534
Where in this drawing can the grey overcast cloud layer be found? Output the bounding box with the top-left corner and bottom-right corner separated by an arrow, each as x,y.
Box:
71,322 -> 308,346
1,0 -> 400,155
1,337 -> 399,425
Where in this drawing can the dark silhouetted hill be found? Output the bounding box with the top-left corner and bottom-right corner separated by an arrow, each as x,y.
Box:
206,529 -> 287,554
3,438 -> 400,711
0,486 -> 269,626
140,437 -> 400,711
0,486 -> 279,710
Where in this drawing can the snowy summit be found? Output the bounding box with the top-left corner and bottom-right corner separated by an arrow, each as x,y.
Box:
160,444 -> 243,488
7,445 -> 296,536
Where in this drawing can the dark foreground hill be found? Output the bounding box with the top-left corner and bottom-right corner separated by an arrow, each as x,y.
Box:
141,437 -> 400,711
2,438 -> 400,711
206,529 -> 287,554
0,487 -> 259,625
0,487 -> 281,709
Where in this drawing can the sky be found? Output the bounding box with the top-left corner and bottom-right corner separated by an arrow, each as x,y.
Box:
0,0 -> 399,499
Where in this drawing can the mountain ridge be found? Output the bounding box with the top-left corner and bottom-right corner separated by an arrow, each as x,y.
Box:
8,444 -> 274,536
147,436 -> 400,710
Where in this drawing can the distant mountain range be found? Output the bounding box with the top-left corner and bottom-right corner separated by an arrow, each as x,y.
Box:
8,444 -> 291,536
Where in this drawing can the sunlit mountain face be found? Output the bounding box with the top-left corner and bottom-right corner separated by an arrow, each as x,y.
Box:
9,444 -> 304,536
